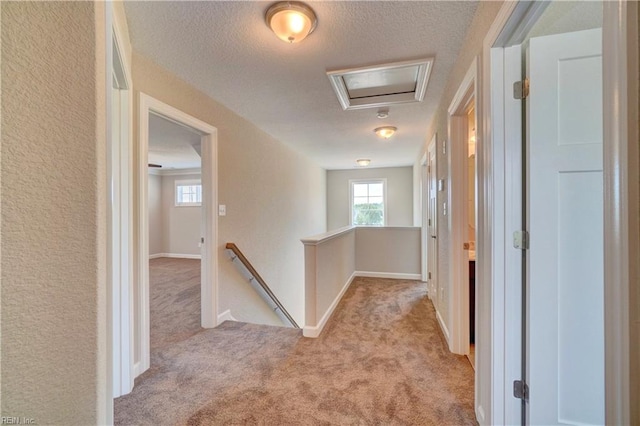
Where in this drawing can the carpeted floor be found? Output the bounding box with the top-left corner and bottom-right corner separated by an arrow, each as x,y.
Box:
115,277 -> 476,425
149,257 -> 202,355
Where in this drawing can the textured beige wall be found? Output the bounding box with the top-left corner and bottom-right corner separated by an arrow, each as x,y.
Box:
632,4 -> 639,422
414,0 -> 503,338
327,167 -> 413,230
148,173 -> 163,255
161,173 -> 201,255
132,53 -> 326,351
355,227 -> 421,275
1,2 -> 107,423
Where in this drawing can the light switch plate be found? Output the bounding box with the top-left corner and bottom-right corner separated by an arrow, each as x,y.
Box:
218,204 -> 226,216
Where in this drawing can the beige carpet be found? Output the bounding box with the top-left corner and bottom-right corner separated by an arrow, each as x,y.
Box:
115,277 -> 476,425
149,258 -> 202,356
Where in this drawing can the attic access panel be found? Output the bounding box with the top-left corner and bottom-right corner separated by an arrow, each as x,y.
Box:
327,58 -> 434,110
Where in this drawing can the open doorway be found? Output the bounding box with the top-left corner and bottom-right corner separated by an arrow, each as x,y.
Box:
447,59 -> 477,357
136,94 -> 218,378
466,106 -> 477,369
147,114 -> 203,364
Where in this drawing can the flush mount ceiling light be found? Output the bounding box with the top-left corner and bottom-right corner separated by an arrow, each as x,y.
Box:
374,126 -> 397,139
356,159 -> 371,167
265,1 -> 317,43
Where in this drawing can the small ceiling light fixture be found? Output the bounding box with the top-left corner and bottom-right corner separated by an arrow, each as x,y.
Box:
265,1 -> 318,44
356,159 -> 371,167
374,126 -> 397,139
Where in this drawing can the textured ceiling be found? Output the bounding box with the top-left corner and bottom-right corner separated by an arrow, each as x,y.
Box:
125,1 -> 479,170
149,114 -> 202,170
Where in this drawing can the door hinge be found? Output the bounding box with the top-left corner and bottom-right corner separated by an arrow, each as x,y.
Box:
428,272 -> 432,280
513,380 -> 529,401
513,79 -> 529,100
428,218 -> 432,226
513,230 -> 529,250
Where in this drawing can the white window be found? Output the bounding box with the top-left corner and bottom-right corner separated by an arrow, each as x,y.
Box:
175,179 -> 202,206
350,179 -> 386,226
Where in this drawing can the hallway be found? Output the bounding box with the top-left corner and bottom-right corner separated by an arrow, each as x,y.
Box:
115,277 -> 475,425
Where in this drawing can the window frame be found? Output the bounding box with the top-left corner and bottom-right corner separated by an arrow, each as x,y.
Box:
174,179 -> 202,207
349,178 -> 387,227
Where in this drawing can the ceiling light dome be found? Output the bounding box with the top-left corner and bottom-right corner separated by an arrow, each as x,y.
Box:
356,159 -> 371,167
265,1 -> 317,44
374,126 -> 397,139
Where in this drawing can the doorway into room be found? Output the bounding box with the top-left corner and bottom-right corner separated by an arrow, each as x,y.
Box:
466,105 -> 477,369
136,94 -> 218,379
447,59 -> 477,358
147,114 -> 204,366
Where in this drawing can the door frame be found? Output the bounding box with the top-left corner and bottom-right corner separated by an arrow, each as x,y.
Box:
109,5 -> 134,399
426,135 -> 438,303
420,151 -> 428,282
447,59 -> 477,355
480,1 -> 638,424
136,93 -> 219,376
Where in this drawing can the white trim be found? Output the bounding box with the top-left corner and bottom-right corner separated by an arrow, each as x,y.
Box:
109,3 -> 134,401
426,136 -> 438,304
479,2 -> 520,423
217,309 -> 237,323
155,167 -> 202,177
301,225 -> 355,245
149,253 -> 202,260
327,57 -> 434,110
137,93 -> 218,377
133,362 -> 142,378
354,271 -> 422,280
447,59 -> 477,356
303,272 -> 356,338
482,1 -> 636,423
603,1 -> 636,423
420,152 -> 428,282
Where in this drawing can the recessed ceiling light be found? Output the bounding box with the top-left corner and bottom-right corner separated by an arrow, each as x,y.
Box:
374,126 -> 397,139
356,159 -> 371,167
265,1 -> 317,44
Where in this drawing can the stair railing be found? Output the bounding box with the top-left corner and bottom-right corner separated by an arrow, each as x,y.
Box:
225,243 -> 300,328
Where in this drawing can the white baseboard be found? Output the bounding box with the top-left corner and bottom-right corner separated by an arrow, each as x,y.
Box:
436,308 -> 450,346
217,309 -> 237,324
354,271 -> 422,280
149,253 -> 201,260
303,272 -> 356,338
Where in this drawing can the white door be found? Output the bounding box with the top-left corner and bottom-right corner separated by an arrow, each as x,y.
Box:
427,140 -> 438,306
527,28 -> 603,425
